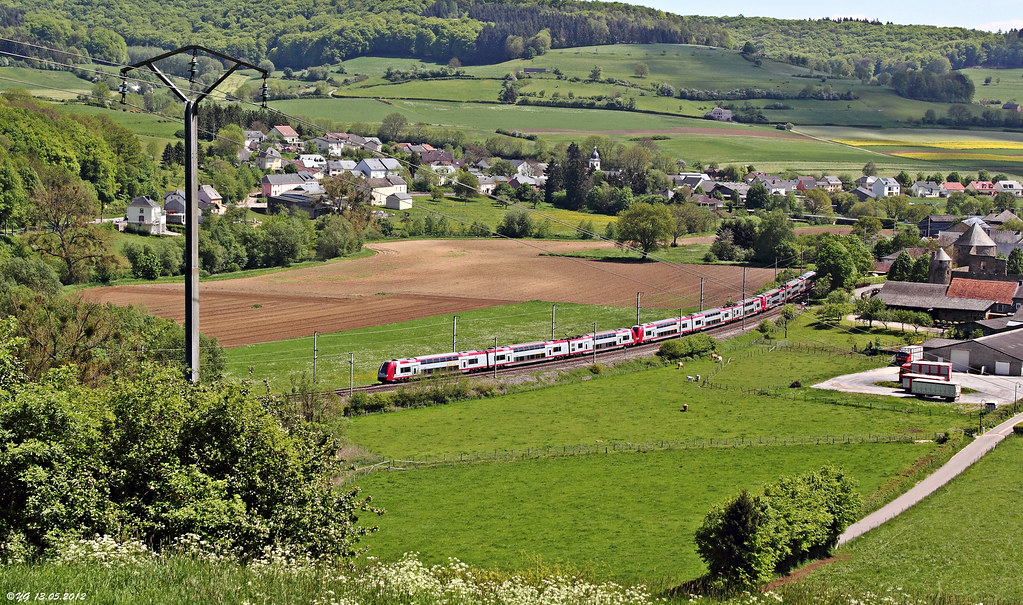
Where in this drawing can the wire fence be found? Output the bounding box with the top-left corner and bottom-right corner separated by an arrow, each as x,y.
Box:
344,431 -> 928,480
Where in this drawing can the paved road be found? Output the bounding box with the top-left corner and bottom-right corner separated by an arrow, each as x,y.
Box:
837,409 -> 1023,546
815,366 -> 1023,406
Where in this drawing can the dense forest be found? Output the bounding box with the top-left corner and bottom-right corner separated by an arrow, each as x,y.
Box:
3,0 -> 1021,73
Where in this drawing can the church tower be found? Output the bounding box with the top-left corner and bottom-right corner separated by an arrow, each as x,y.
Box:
588,146 -> 600,172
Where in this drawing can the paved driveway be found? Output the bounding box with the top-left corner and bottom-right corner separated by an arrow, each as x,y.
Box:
814,366 -> 1023,407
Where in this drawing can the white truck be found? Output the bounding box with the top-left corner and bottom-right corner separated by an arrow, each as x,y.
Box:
910,377 -> 961,402
895,345 -> 924,364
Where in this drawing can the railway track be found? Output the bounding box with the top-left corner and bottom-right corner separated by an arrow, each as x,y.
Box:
325,305 -> 787,399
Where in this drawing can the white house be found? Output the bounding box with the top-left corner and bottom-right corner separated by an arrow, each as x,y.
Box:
359,175 -> 407,205
326,159 -> 359,177
271,125 -> 300,145
911,181 -> 946,198
311,135 -> 345,156
995,180 -> 1023,198
299,154 -> 327,170
198,185 -> 224,214
126,195 -> 166,234
261,173 -> 315,198
356,158 -> 402,179
872,177 -> 900,198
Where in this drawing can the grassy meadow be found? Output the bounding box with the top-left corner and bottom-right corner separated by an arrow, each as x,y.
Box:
400,195 -> 619,237
345,350 -> 959,460
810,435 -> 1023,602
356,442 -> 934,584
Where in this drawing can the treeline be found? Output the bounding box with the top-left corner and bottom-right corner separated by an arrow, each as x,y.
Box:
0,0 -> 730,69
695,16 -> 1023,75
890,70 -> 975,103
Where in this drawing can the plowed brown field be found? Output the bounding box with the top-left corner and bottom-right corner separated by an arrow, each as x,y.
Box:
82,237 -> 819,347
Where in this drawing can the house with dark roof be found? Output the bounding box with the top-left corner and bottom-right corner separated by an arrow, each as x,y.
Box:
919,214 -> 962,238
126,195 -> 166,235
911,181 -> 945,198
966,306 -> 1023,337
1003,103 -> 1022,112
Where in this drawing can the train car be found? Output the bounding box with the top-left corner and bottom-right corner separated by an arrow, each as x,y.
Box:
378,272 -> 817,382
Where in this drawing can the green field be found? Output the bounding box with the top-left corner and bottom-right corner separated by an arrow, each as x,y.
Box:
222,300 -> 685,388
400,194 -> 618,237
0,66 -> 92,99
356,441 -> 937,584
813,436 -> 1023,602
346,351 -> 960,460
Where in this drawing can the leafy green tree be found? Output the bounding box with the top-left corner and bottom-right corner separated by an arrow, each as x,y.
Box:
452,169 -> 480,200
887,251 -> 913,281
616,202 -> 673,257
315,214 -> 360,260
589,65 -> 602,80
815,238 -> 857,291
495,209 -> 534,238
694,489 -> 777,592
1009,248 -> 1023,275
633,62 -> 649,77
994,192 -> 1017,212
852,216 -> 883,243
753,210 -> 795,264
745,182 -> 770,209
911,254 -> 931,282
862,161 -> 877,177
377,112 -> 408,142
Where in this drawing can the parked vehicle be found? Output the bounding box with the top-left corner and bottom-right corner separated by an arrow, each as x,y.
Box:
895,345 -> 923,365
899,360 -> 952,382
910,377 -> 961,402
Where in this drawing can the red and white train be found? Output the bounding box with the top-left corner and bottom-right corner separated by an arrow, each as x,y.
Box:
377,271 -> 816,382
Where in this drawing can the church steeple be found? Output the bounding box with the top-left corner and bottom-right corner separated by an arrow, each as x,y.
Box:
588,146 -> 600,172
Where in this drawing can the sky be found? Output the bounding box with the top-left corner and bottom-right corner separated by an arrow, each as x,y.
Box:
611,0 -> 1023,32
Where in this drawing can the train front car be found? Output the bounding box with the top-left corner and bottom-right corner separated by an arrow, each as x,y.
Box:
378,360 -> 398,382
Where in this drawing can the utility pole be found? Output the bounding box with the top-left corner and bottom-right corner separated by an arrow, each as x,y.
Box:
592,322 -> 597,364
774,257 -> 778,282
741,267 -> 747,330
493,336 -> 498,379
552,304 -> 556,340
313,331 -> 318,382
349,352 -> 355,396
122,46 -> 266,383
700,278 -> 705,312
636,292 -> 642,325
452,315 -> 457,352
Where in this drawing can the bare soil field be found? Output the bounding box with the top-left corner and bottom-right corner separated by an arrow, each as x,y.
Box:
82,238 -> 785,346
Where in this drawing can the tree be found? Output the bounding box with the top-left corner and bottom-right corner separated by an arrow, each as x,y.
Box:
994,192 -> 1017,212
753,210 -> 795,264
887,251 -> 914,281
27,167 -> 115,284
815,238 -> 857,291
616,202 -> 673,257
0,151 -> 29,230
694,489 -> 777,592
378,112 -> 408,142
515,183 -> 541,208
802,188 -> 833,221
745,182 -> 770,209
862,161 -> 877,177
589,65 -> 602,81
911,254 -> 931,282
315,214 -> 360,260
634,63 -> 649,77
895,170 -> 913,188
851,216 -> 882,243
452,169 -> 479,199
496,209 -> 534,238
561,142 -> 591,210
1009,248 -> 1023,275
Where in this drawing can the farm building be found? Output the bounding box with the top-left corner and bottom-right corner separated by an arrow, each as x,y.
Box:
385,192 -> 413,210
876,281 -> 993,323
922,330 -> 1023,375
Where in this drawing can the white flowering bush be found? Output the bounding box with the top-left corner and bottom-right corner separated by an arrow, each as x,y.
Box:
50,535 -> 157,569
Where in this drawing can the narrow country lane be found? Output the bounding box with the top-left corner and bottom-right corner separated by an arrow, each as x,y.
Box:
837,410 -> 1023,546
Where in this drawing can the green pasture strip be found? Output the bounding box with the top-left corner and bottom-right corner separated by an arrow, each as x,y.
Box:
802,125 -> 1023,145
337,77 -> 503,103
59,103 -> 181,140
0,66 -> 92,99
357,441 -> 936,585
546,244 -> 715,264
962,67 -> 1023,101
346,353 -> 962,460
400,196 -> 616,236
222,300 -> 684,389
812,436 -> 1023,602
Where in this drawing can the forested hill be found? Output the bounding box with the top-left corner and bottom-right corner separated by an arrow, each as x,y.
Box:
1,0 -> 1021,73
0,0 -> 727,68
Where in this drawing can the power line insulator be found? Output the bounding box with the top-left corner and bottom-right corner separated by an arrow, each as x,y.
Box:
118,77 -> 128,104
261,76 -> 269,109
188,49 -> 198,83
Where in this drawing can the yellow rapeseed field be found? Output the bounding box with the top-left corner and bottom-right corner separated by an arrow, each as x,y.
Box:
889,152 -> 1023,162
833,139 -> 1023,150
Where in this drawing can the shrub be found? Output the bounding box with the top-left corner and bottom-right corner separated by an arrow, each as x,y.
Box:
1014,423 -> 1023,436
657,334 -> 717,362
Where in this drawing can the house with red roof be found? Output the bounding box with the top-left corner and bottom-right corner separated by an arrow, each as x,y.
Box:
271,125 -> 300,145
947,277 -> 1018,314
967,181 -> 996,195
